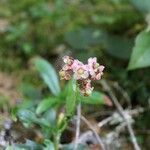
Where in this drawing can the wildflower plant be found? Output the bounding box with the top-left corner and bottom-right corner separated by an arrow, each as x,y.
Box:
11,57 -> 108,150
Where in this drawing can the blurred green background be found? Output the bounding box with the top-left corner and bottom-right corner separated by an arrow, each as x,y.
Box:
0,0 -> 150,149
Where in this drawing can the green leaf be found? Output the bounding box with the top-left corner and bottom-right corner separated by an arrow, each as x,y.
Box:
14,140 -> 43,150
6,145 -> 13,150
104,35 -> 133,60
128,30 -> 150,70
66,80 -> 77,116
65,28 -> 105,50
34,58 -> 60,96
62,144 -> 88,150
20,83 -> 41,99
80,91 -> 105,105
18,109 -> 37,123
130,0 -> 150,13
7,145 -> 28,150
43,109 -> 56,127
44,139 -> 55,150
17,109 -> 50,127
25,140 -> 43,150
36,97 -> 58,115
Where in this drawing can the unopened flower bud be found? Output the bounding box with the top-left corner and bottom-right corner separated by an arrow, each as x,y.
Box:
59,70 -> 66,80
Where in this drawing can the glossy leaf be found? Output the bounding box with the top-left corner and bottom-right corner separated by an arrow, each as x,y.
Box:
128,30 -> 150,70
34,58 -> 60,96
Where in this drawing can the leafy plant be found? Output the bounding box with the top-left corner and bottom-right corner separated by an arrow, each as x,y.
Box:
11,57 -> 107,150
128,30 -> 150,70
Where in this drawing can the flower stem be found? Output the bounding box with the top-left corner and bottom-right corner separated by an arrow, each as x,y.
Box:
73,102 -> 81,150
54,132 -> 60,150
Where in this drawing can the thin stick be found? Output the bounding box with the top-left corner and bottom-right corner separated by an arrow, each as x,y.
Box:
73,103 -> 81,150
101,80 -> 141,150
112,82 -> 131,108
98,116 -> 113,128
81,115 -> 106,150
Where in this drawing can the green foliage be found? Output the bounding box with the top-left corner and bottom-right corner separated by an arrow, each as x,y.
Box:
65,79 -> 77,117
34,58 -> 60,96
65,28 -> 102,50
12,59 -> 107,149
62,144 -> 88,150
43,140 -> 55,150
36,97 -> 58,115
130,0 -> 150,13
1,0 -> 149,149
6,139 -> 53,150
80,91 -> 106,105
0,0 -> 142,72
103,35 -> 134,59
128,30 -> 150,70
18,109 -> 51,128
65,27 -> 134,60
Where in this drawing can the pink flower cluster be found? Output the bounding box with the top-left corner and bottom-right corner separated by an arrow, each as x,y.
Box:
59,56 -> 105,96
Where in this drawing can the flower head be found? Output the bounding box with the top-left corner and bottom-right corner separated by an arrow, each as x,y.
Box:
59,56 -> 104,96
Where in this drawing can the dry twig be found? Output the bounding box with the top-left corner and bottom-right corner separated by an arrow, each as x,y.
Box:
81,115 -> 106,150
101,80 -> 141,150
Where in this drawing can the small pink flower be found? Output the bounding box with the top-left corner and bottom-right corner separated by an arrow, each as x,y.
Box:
95,73 -> 102,80
88,57 -> 97,66
71,59 -> 83,72
98,65 -> 105,72
74,65 -> 89,80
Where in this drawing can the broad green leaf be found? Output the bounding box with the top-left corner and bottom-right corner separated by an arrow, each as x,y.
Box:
18,109 -> 50,127
25,140 -> 43,150
43,109 -> 56,127
65,28 -> 105,50
7,145 -> 27,150
104,35 -> 133,59
128,30 -> 150,70
36,97 -> 58,115
18,109 -> 37,123
130,0 -> 150,13
14,140 -> 43,150
6,145 -> 13,150
66,80 -> 77,116
65,28 -> 133,60
34,58 -> 60,96
20,83 -> 41,99
79,91 -> 105,105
